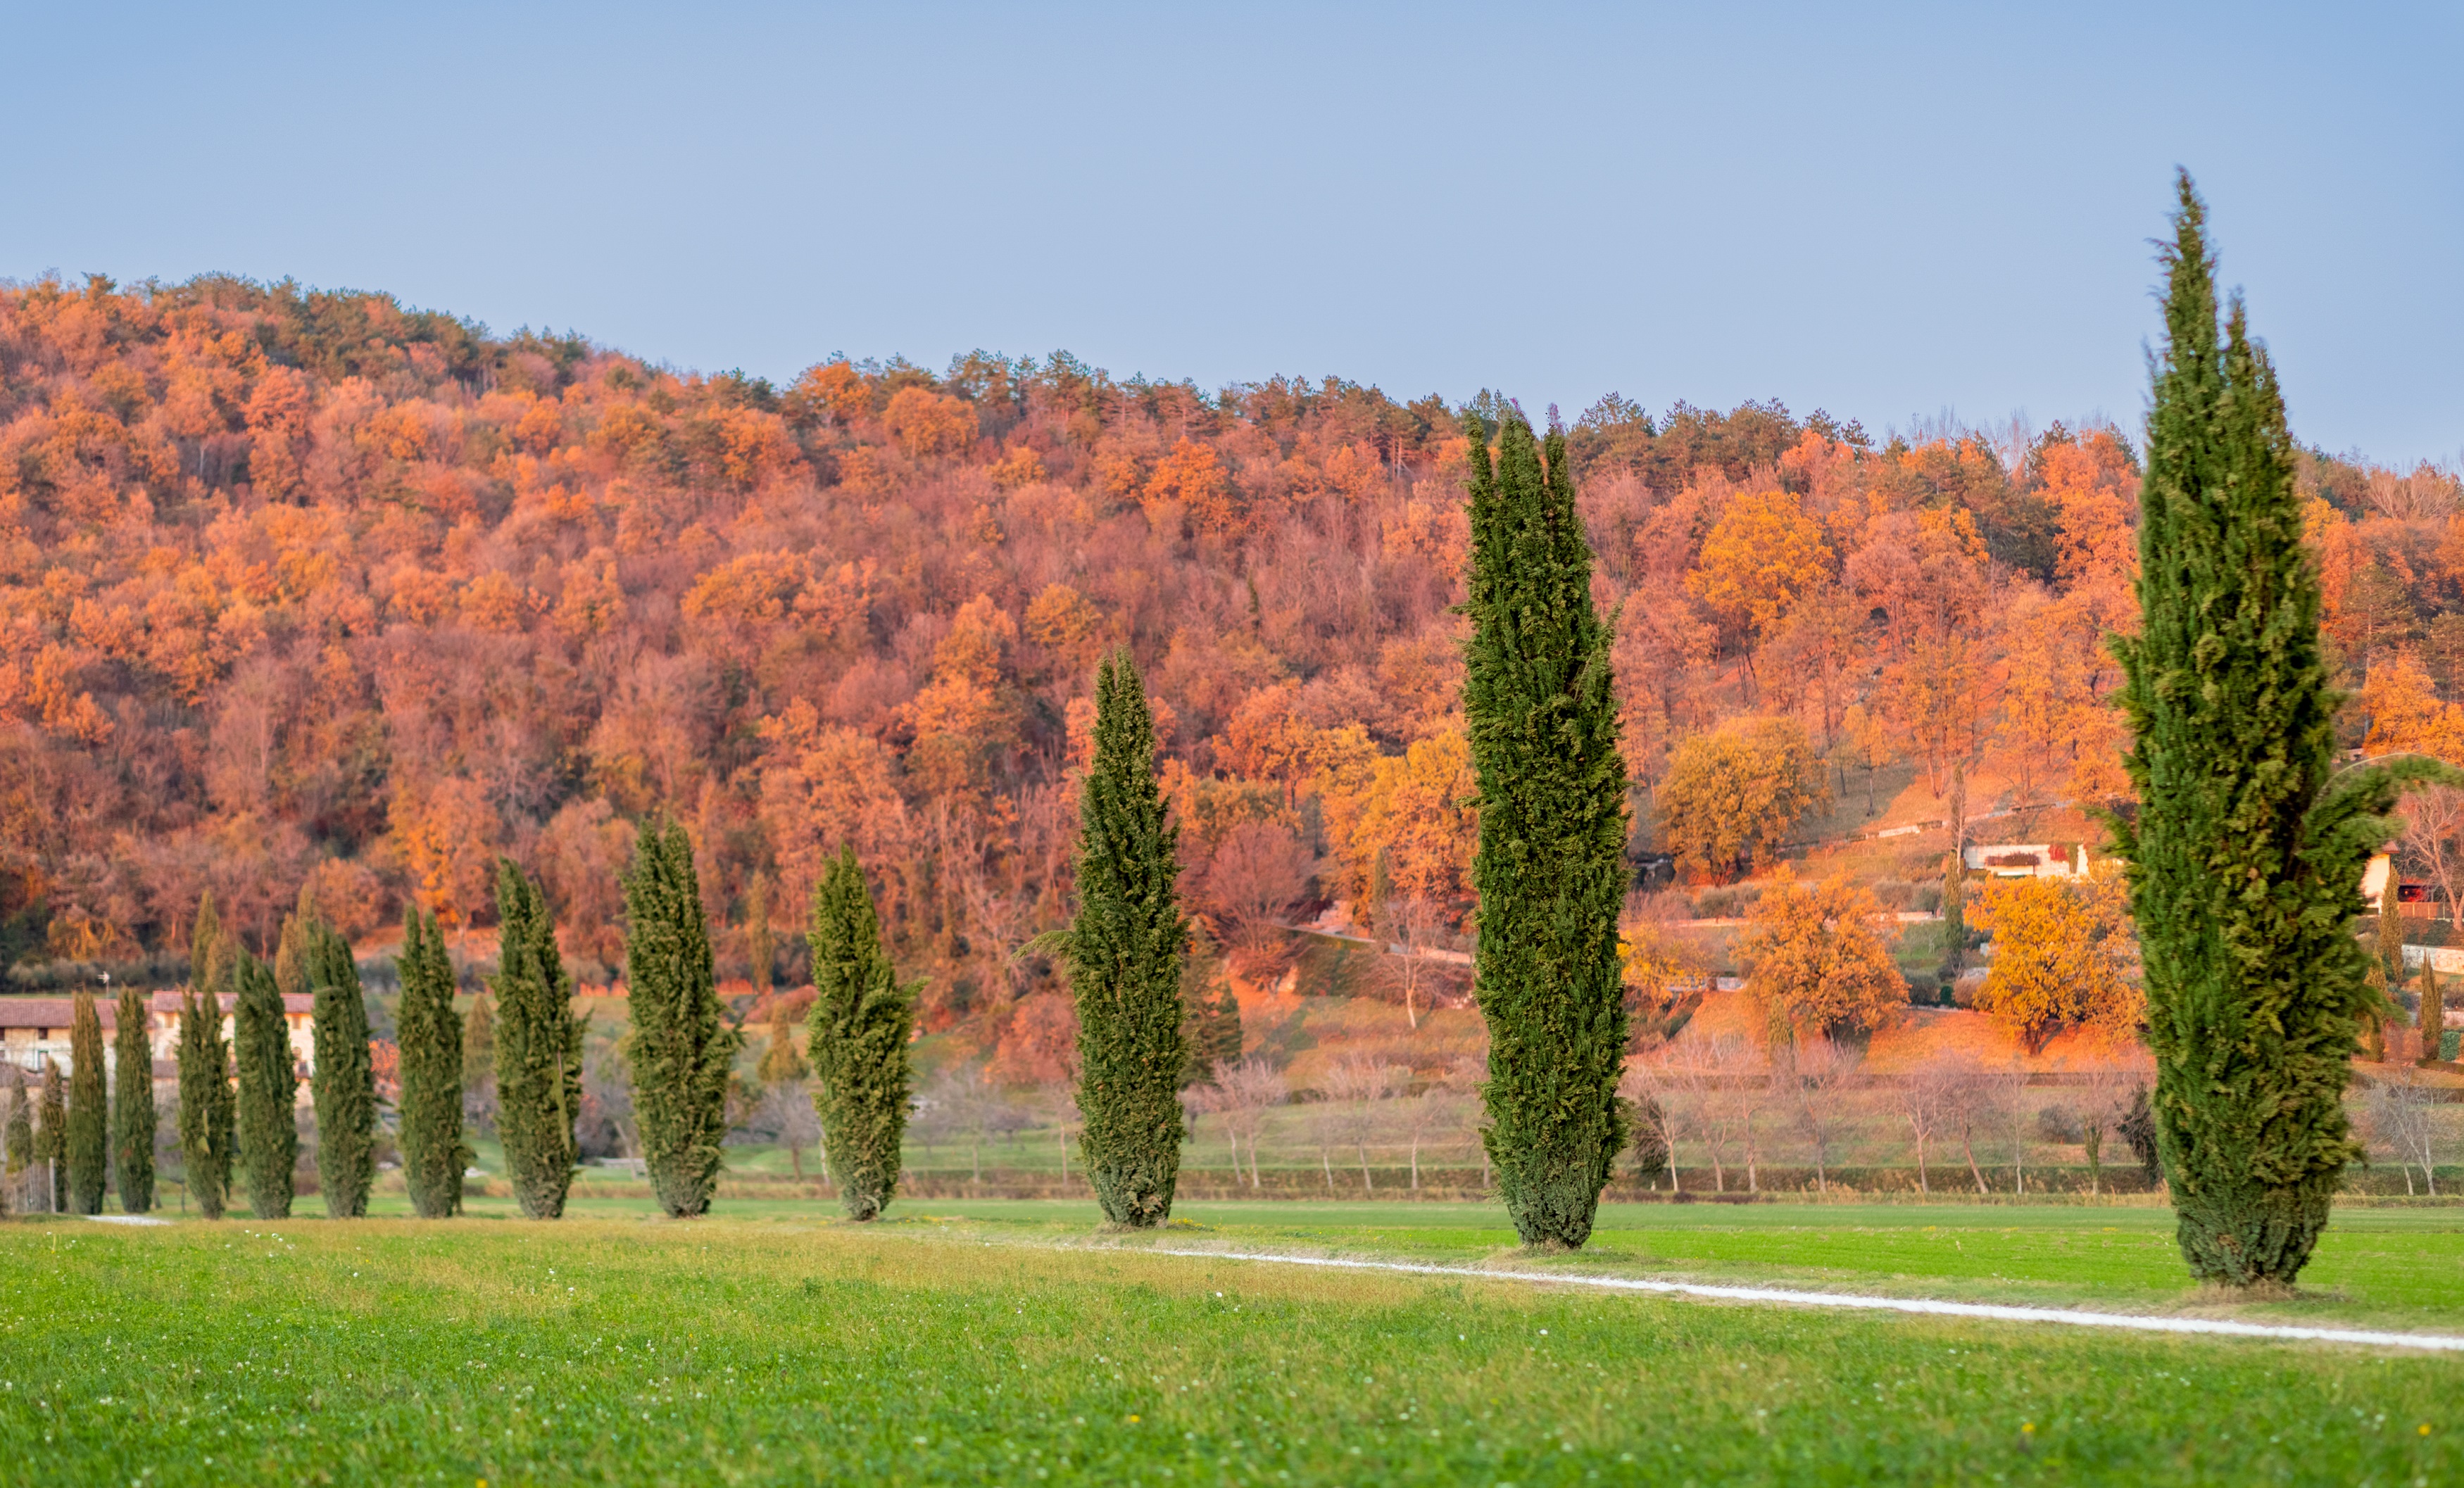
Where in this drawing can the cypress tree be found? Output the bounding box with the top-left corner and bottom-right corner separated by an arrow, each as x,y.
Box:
309,923 -> 377,1217
34,1060 -> 66,1211
5,1071 -> 30,1176
463,990 -> 496,1122
177,901 -> 235,1219
1938,852 -> 1968,1001
806,845 -> 913,1221
1179,928 -> 1243,1085
274,889 -> 315,1001
492,859 -> 583,1219
2419,964 -> 2448,1068
233,952 -> 297,1219
112,983 -> 155,1213
624,821 -> 739,1218
1068,652 -> 1188,1228
1461,410 -> 1630,1250
65,990 -> 108,1213
2109,173 -> 2443,1287
397,907 -> 470,1218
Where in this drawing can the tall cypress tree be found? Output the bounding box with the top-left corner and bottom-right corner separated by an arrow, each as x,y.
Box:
177,897 -> 235,1219
1462,410 -> 1630,1250
4,1071 -> 30,1177
309,923 -> 377,1217
65,990 -> 108,1213
34,1060 -> 66,1211
2111,172 -> 2439,1287
397,907 -> 470,1218
1068,652 -> 1188,1228
492,859 -> 583,1220
113,983 -> 154,1213
806,845 -> 912,1221
625,821 -> 738,1218
233,952 -> 297,1219
2419,964 -> 2448,1068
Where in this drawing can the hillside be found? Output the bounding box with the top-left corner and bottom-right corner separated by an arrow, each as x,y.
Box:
2,272 -> 2457,1075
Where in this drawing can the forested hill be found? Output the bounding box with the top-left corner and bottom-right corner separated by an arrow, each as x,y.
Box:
0,273 -> 2453,1030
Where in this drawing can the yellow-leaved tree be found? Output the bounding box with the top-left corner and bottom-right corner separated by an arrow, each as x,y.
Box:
1656,717 -> 1824,880
1970,866 -> 2138,1052
1737,871 -> 1905,1041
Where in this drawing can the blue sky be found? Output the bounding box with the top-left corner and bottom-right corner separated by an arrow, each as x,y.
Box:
6,2 -> 2456,463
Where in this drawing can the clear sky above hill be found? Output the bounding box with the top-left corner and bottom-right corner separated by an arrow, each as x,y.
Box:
7,1 -> 2456,463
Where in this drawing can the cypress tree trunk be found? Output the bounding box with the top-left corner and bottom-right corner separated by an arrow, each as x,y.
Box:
807,845 -> 913,1221
1462,411 -> 1630,1250
625,821 -> 739,1218
2111,172 -> 2435,1288
492,859 -> 583,1219
309,923 -> 377,1217
1069,652 -> 1188,1228
113,984 -> 154,1213
397,908 -> 470,1218
35,1061 -> 66,1211
65,990 -> 108,1213
233,953 -> 297,1219
177,909 -> 235,1220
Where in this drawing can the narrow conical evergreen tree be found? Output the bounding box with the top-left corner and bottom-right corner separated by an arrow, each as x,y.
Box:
1462,410 -> 1630,1250
308,923 -> 377,1217
491,859 -> 583,1219
806,845 -> 912,1221
2420,964 -> 2448,1068
2111,172 -> 2441,1287
274,887 -> 315,1001
233,952 -> 297,1219
4,1071 -> 30,1175
396,907 -> 470,1218
1068,652 -> 1188,1228
65,990 -> 108,1213
177,898 -> 235,1219
112,983 -> 154,1213
624,821 -> 739,1218
34,1060 -> 67,1211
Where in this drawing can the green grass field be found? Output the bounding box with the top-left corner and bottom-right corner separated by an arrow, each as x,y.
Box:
7,1199 -> 2463,1484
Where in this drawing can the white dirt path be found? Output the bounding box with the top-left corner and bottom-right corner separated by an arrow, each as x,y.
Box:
1150,1247 -> 2464,1354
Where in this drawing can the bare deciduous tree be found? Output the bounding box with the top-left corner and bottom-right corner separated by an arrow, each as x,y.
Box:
1209,1057 -> 1288,1188
2363,1065 -> 2441,1196
1787,1037 -> 1863,1195
1321,1056 -> 1405,1191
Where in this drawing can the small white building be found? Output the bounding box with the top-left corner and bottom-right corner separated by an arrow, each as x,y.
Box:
0,990 -> 315,1092
1963,843 -> 2090,879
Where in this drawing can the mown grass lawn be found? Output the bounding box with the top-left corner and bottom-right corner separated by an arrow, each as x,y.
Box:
4,1204 -> 2461,1485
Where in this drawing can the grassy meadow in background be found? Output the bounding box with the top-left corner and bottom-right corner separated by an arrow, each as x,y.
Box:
6,1200 -> 2463,1485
